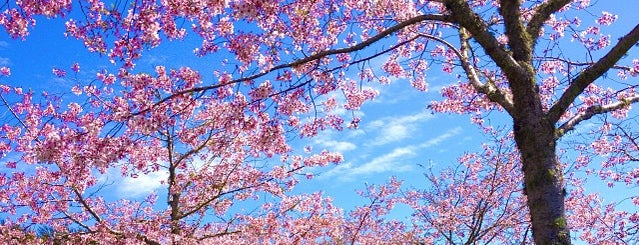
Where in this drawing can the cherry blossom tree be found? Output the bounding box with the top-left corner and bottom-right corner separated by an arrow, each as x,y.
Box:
0,64 -> 350,243
404,132 -> 532,244
2,0 -> 639,244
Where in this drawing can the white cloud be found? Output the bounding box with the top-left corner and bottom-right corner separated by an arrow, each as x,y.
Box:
95,166 -> 167,199
322,140 -> 357,152
320,127 -> 462,181
375,124 -> 409,144
311,129 -> 358,153
117,171 -> 168,198
427,84 -> 445,94
418,126 -> 462,148
140,54 -> 168,66
96,157 -> 223,199
367,112 -> 434,146
0,57 -> 10,66
319,162 -> 353,179
351,146 -> 416,175
320,146 -> 416,181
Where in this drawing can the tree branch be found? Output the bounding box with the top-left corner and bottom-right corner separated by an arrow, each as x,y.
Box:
422,28 -> 514,114
534,56 -> 634,71
548,23 -> 639,123
457,28 -> 515,115
500,0 -> 532,62
133,14 -> 452,116
526,0 -> 572,45
556,95 -> 639,138
72,187 -> 161,245
444,0 -> 519,72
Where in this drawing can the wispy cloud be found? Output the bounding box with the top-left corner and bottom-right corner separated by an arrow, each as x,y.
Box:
321,127 -> 462,181
418,126 -> 462,148
427,83 -> 446,95
312,130 -> 358,153
95,163 -> 168,199
105,157 -> 219,198
366,112 -> 435,146
351,146 -> 416,175
140,54 -> 168,66
117,171 -> 168,198
0,41 -> 8,49
0,57 -> 10,66
320,146 -> 416,181
320,140 -> 357,152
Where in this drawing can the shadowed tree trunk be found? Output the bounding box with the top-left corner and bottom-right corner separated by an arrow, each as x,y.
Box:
443,0 -> 639,243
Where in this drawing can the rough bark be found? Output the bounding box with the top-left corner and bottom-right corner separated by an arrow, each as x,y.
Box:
510,72 -> 571,244
515,121 -> 570,244
446,1 -> 572,243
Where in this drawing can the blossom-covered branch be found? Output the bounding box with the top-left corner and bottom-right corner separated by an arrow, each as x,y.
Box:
549,24 -> 639,124
557,95 -> 639,138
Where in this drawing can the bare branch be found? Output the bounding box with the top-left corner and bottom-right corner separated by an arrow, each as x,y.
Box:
500,0 -> 532,62
526,0 -> 572,45
419,28 -> 514,114
556,95 -> 639,138
71,187 -> 117,233
138,236 -> 162,245
534,56 -> 634,71
72,187 -> 162,245
0,94 -> 30,131
458,28 -> 515,115
444,0 -> 519,72
59,209 -> 94,233
548,23 -> 639,123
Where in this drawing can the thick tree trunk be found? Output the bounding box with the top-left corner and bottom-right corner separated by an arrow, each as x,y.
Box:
443,1 -> 574,241
511,72 -> 571,244
514,117 -> 570,244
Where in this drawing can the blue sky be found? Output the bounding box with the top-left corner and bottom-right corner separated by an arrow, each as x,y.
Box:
1,2 -> 639,240
0,8 -> 492,208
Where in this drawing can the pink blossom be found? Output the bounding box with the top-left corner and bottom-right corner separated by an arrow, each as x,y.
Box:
410,77 -> 429,92
52,68 -> 66,77
347,117 -> 360,129
70,62 -> 80,73
71,85 -> 82,95
0,67 -> 10,77
596,12 -> 618,26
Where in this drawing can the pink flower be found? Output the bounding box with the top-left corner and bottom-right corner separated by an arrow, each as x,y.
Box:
347,117 -> 361,129
0,85 -> 10,93
71,85 -> 82,95
410,77 -> 429,92
70,62 -> 80,73
0,67 -> 10,77
52,68 -> 66,77
596,12 -> 617,26
5,161 -> 16,168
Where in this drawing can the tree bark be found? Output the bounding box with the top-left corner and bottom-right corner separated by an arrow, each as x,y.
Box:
443,1 -> 572,242
514,116 -> 570,244
510,68 -> 571,244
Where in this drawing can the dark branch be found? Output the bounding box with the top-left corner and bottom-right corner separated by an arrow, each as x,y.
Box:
534,56 -> 634,71
500,0 -> 532,62
133,14 -> 452,116
444,0 -> 519,72
548,23 -> 639,123
526,0 -> 572,45
427,28 -> 514,114
556,95 -> 639,138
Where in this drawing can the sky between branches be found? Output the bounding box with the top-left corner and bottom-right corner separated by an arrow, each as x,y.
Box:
0,1 -> 638,217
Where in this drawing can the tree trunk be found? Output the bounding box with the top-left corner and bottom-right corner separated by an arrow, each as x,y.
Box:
514,118 -> 570,244
512,84 -> 571,244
